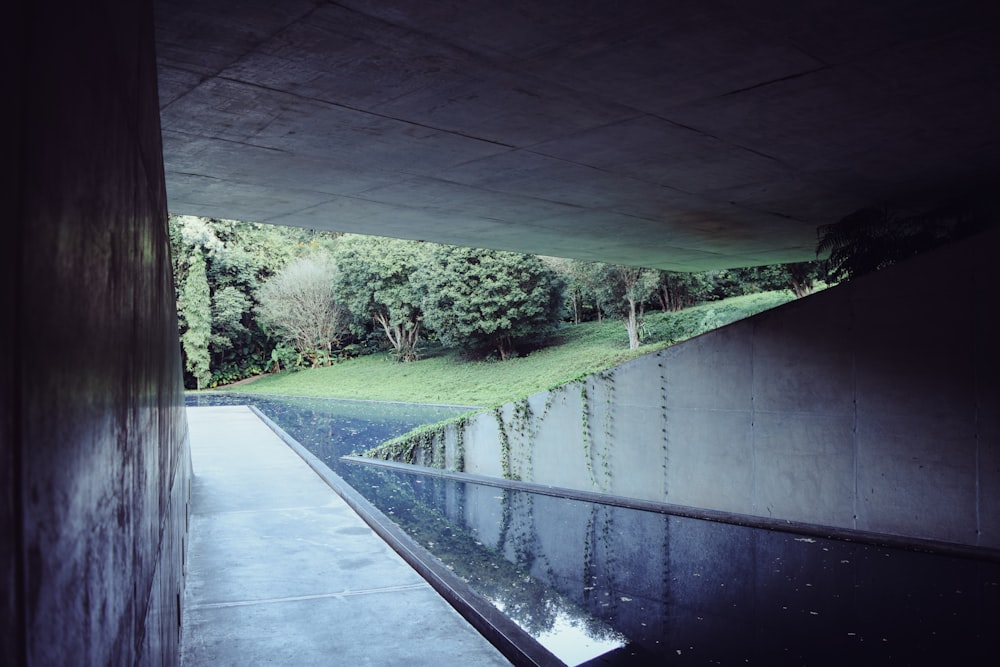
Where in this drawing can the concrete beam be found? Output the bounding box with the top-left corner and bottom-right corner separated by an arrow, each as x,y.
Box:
156,0 -> 1000,269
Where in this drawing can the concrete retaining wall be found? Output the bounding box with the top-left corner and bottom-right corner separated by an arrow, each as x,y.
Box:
4,2 -> 191,664
413,230 -> 999,549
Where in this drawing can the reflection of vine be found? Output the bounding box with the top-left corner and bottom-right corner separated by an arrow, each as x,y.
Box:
581,505 -> 622,617
598,506 -> 619,613
509,493 -> 537,570
582,505 -> 597,603
499,490 -> 562,618
496,488 -> 513,554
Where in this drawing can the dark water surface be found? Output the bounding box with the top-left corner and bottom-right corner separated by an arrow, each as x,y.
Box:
187,392 -> 999,665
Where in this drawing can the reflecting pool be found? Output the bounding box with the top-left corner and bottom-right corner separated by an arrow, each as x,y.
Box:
187,392 -> 999,665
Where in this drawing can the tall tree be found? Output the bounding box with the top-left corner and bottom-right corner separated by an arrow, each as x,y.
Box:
178,249 -> 212,389
169,214 -> 339,385
416,245 -> 564,360
574,262 -> 659,350
333,235 -> 425,362
545,256 -> 604,323
256,255 -> 347,366
653,270 -> 712,312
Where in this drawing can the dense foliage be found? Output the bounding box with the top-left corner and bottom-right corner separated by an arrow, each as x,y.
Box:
416,246 -> 565,360
333,235 -> 427,361
256,255 -> 347,367
170,216 -> 828,389
569,262 -> 659,350
177,248 -> 212,388
169,215 -> 338,388
816,196 -> 996,280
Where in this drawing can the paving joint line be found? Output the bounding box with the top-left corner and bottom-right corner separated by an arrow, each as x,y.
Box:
189,583 -> 429,611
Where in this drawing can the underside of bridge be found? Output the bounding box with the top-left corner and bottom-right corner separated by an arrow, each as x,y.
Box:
7,1 -> 1000,666
157,0 -> 1000,270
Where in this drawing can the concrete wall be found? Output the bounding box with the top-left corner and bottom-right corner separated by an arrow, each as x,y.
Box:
413,230 -> 999,549
4,1 -> 190,664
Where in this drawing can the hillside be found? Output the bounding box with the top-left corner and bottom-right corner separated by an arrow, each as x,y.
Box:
214,290 -> 801,406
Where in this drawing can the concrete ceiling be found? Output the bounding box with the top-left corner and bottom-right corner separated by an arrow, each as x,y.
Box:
155,0 -> 1000,271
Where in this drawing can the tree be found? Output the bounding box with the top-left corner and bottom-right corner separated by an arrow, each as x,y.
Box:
256,255 -> 347,366
416,246 -> 564,360
169,214 -> 340,386
545,256 -> 604,323
573,261 -> 659,350
653,270 -> 712,311
815,198 -> 995,281
178,249 -> 212,389
333,235 -> 425,362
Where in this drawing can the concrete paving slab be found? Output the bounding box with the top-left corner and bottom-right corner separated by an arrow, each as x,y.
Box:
182,405 -> 511,666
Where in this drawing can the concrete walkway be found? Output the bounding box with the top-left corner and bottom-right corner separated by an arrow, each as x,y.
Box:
182,406 -> 511,666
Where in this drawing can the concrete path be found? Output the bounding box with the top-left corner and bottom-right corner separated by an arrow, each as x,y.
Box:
182,406 -> 511,666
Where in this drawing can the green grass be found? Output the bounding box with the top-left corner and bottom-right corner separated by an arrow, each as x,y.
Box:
214,289 -> 801,407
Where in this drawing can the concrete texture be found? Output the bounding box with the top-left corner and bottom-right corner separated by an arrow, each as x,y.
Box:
405,229 -> 1000,550
183,406 -> 510,666
5,2 -> 190,665
7,1 -> 1000,664
155,0 -> 1000,270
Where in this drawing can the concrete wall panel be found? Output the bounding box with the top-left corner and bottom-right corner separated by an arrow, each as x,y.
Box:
9,0 -> 190,664
856,412 -> 978,543
664,409 -> 754,512
462,416 -> 504,478
753,411 -> 855,525
423,229 -> 999,550
750,289 -> 855,415
663,326 -> 752,411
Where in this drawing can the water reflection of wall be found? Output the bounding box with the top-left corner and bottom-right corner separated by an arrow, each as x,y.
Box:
399,231 -> 1000,550
430,480 -> 996,664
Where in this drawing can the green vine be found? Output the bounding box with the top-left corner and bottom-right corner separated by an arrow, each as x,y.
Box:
454,420 -> 466,471
510,398 -> 534,480
363,410 -> 480,470
494,406 -> 515,480
599,369 -> 615,490
580,381 -> 599,489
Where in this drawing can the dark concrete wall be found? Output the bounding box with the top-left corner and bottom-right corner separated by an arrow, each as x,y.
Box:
418,230 -> 999,550
5,1 -> 190,665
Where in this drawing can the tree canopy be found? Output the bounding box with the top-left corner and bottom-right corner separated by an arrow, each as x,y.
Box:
333,235 -> 426,362
169,215 -> 339,387
416,246 -> 564,360
178,248 -> 212,389
256,255 -> 347,366
570,261 -> 659,350
169,215 -> 833,388
816,197 -> 997,281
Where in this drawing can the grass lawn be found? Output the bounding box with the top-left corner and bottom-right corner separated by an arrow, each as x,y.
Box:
212,290 -> 801,406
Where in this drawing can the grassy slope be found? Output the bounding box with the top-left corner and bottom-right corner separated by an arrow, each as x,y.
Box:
216,290 -> 800,407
